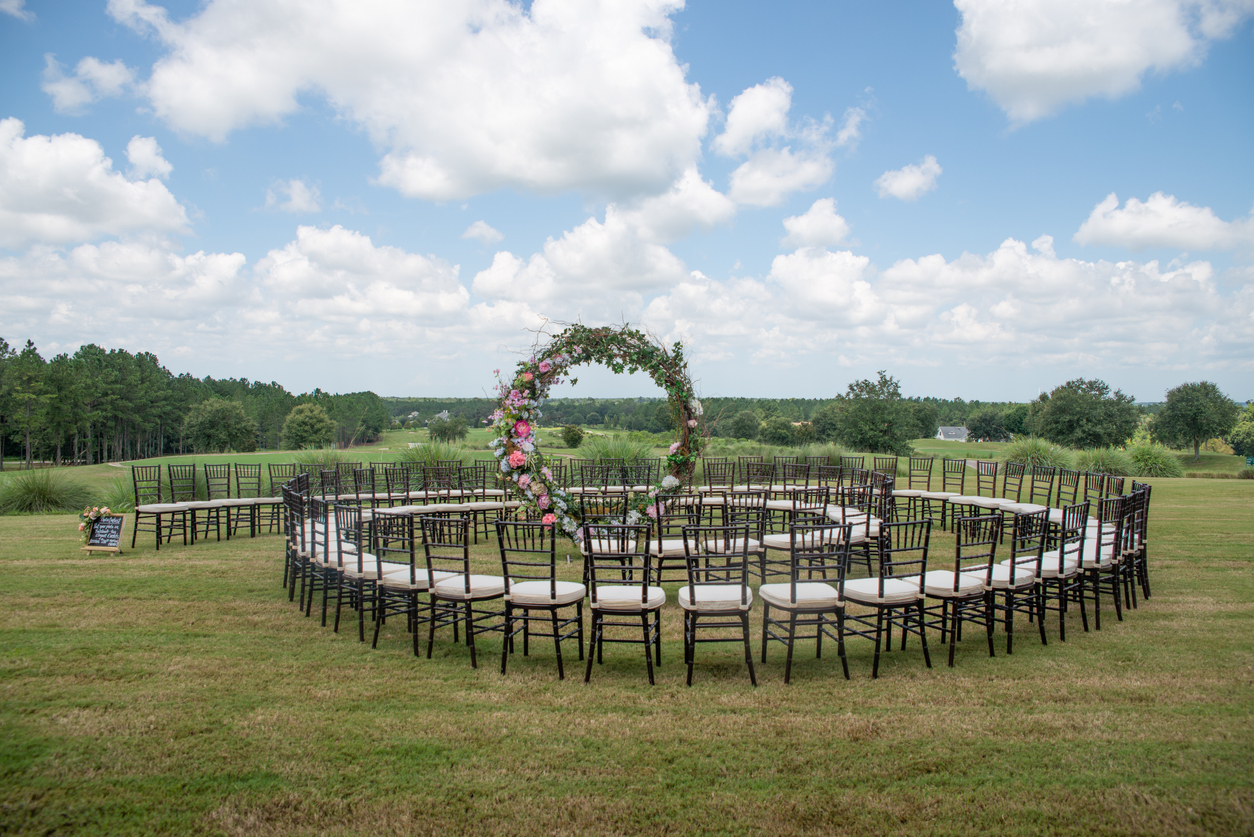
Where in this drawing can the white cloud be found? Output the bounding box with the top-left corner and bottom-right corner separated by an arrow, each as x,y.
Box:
462,220 -> 503,245
0,118 -> 189,248
728,148 -> 833,207
0,0 -> 33,21
42,55 -> 135,113
835,106 -> 866,150
954,0 -> 1254,124
1074,192 -> 1254,251
125,136 -> 172,180
110,0 -> 712,202
264,179 -> 321,213
781,198 -> 851,248
616,167 -> 736,242
713,77 -> 793,157
875,155 -> 941,202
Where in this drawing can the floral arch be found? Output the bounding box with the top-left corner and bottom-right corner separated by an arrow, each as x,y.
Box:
488,324 -> 704,541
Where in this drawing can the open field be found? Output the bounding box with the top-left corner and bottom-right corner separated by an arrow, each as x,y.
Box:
0,477 -> 1251,835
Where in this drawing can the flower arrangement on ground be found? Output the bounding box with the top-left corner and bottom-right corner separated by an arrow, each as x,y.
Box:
78,506 -> 112,543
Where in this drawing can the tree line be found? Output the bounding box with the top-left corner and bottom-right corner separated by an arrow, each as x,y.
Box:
0,338 -> 390,468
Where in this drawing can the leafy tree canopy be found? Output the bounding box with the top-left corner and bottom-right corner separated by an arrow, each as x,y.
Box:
1031,378 -> 1139,449
1152,381 -> 1240,461
830,370 -> 914,456
183,398 -> 258,453
966,408 -> 1010,442
282,403 -> 336,450
428,414 -> 469,443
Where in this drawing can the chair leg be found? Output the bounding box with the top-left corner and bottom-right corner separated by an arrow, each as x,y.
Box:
642,613 -> 655,685
742,612 -> 756,687
501,604 -> 513,675
784,611 -> 797,684
552,609 -> 565,681
584,613 -> 600,683
916,602 -> 932,669
685,611 -> 695,687
760,603 -> 770,663
871,608 -> 885,679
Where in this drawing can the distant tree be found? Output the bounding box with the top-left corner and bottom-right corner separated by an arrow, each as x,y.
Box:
428,414 -> 469,443
727,410 -> 761,440
759,416 -> 795,446
1032,378 -> 1139,449
907,400 -> 940,440
1227,405 -> 1254,457
183,398 -> 258,453
966,409 -> 1010,442
791,421 -> 816,446
560,424 -> 584,449
282,403 -> 336,449
6,341 -> 50,469
1152,381 -> 1240,462
583,411 -> 601,426
829,370 -> 914,456
1002,403 -> 1030,436
810,403 -> 840,442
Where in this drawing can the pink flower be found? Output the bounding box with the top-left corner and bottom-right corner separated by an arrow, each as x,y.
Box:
78,523 -> 85,531
518,474 -> 531,489
508,451 -> 527,468
538,361 -> 552,373
645,502 -> 664,519
541,466 -> 553,480
537,493 -> 551,509
542,513 -> 556,525
687,419 -> 698,428
514,420 -> 531,438
669,442 -> 681,454
522,372 -> 534,382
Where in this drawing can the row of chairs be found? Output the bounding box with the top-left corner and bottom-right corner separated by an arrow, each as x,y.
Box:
131,463 -> 288,549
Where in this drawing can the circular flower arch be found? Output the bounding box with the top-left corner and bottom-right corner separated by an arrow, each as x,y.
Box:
488,324 -> 704,541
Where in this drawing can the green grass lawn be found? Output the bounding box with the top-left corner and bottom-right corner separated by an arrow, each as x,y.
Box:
0,478 -> 1251,835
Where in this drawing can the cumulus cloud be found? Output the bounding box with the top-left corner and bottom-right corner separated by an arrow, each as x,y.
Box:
875,155 -> 941,201
264,179 -> 321,213
125,136 -> 172,180
107,0 -> 712,202
616,167 -> 736,242
728,148 -> 833,207
713,77 -> 793,157
0,118 -> 188,247
1,0 -> 33,21
835,106 -> 866,150
42,55 -> 135,113
462,220 -> 503,245
954,0 -> 1254,124
780,198 -> 851,248
1074,192 -> 1254,251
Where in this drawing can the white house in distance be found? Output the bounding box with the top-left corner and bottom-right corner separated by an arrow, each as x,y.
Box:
936,426 -> 969,442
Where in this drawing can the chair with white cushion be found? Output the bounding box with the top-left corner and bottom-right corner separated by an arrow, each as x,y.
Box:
840,518 -> 932,678
131,464 -> 188,551
422,516 -> 505,668
648,492 -> 704,583
1035,501 -> 1089,643
1078,494 -> 1126,631
582,522 -> 664,684
678,524 -> 757,686
497,520 -> 585,680
759,521 -> 852,683
925,513 -> 1000,667
919,457 -> 964,530
993,508 -> 1049,652
891,456 -> 935,520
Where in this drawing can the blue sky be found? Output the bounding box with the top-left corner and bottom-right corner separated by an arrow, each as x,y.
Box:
1,0 -> 1251,403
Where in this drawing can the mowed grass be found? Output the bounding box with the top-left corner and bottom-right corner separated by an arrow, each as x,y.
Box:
0,480 -> 1251,835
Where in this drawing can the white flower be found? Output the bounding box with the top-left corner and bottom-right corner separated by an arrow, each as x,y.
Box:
689,398 -> 703,417
661,475 -> 680,490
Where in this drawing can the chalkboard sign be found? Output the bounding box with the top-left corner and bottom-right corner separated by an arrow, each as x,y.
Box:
83,514 -> 125,554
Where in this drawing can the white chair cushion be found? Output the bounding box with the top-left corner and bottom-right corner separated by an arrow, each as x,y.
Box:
988,563 -> 1036,589
506,579 -> 587,606
842,576 -> 922,605
1002,502 -> 1048,515
135,503 -> 189,512
677,584 -> 752,611
949,495 -> 1001,510
651,537 -> 688,557
892,489 -> 924,498
759,581 -> 841,609
378,567 -> 455,590
919,491 -> 958,500
924,569 -> 986,597
1030,550 -> 1078,578
700,537 -> 762,555
432,574 -> 506,600
592,585 -> 666,611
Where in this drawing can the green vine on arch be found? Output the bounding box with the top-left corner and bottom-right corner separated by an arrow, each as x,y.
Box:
488,323 -> 705,541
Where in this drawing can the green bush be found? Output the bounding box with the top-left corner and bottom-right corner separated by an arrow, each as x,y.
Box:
796,442 -> 848,466
100,475 -> 136,512
0,469 -> 94,515
1074,447 -> 1136,476
291,448 -> 359,472
1001,437 -> 1073,468
1238,467 -> 1254,480
582,435 -> 656,463
559,425 -> 584,449
395,442 -> 475,468
1127,443 -> 1185,478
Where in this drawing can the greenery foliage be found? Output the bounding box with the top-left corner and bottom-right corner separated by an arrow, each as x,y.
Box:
581,434 -> 656,463
395,441 -> 475,467
0,469 -> 93,514
725,410 -> 761,440
559,424 -> 584,448
427,414 -> 470,443
281,403 -> 336,450
758,415 -> 795,446
1001,437 -> 1074,468
100,475 -> 137,512
826,370 -> 914,456
1151,381 -> 1240,462
1229,410 -> 1254,457
182,398 -> 258,453
966,408 -> 1010,442
1127,442 -> 1186,478
1031,378 -> 1140,449
1073,446 -> 1136,476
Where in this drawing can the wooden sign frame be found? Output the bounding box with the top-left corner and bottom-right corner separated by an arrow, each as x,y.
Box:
82,514 -> 126,555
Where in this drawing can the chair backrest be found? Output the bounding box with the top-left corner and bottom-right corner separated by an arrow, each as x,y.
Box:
292,470 -> 310,495
205,464 -> 232,500
318,468 -> 340,499
778,462 -> 811,487
789,485 -> 830,519
582,522 -> 655,608
951,513 -> 1001,591
857,519 -> 930,601
578,491 -> 627,524
840,455 -> 865,471
873,456 -> 899,476
743,461 -> 775,489
941,458 -> 966,494
719,491 -> 769,541
353,467 -> 377,504
1104,475 -> 1126,497
907,456 -> 934,491
579,463 -> 615,491
624,459 -> 659,490
1056,468 -> 1080,507
307,497 -> 331,565
336,461 -> 363,483
778,521 -> 851,605
1046,501 -> 1089,576
1026,465 -> 1056,507
814,464 -> 843,489
420,516 -> 472,594
497,520 -> 558,599
424,464 -> 458,501
974,460 -> 999,496
282,485 -> 308,556
1082,471 -> 1105,505
234,463 -> 263,498
1089,494 -> 1124,564
1007,508 -> 1049,575
168,464 -> 197,503
681,524 -> 752,608
133,464 -> 163,505
803,455 -> 833,469
1001,462 -> 1026,502
383,465 -> 411,504
372,508 -> 418,586
701,458 -> 734,489
333,503 -> 367,572
269,462 -> 298,495
650,493 -> 703,543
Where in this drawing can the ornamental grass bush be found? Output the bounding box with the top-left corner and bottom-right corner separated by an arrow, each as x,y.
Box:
0,469 -> 94,515
581,434 -> 656,463
1238,467 -> 1254,479
291,447 -> 359,470
99,475 -> 136,512
395,441 -> 475,467
1001,436 -> 1074,469
1074,446 -> 1136,476
1127,442 -> 1186,478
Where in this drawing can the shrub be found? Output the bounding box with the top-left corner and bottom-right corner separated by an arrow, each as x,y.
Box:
100,475 -> 136,512
292,448 -> 357,471
428,415 -> 469,443
559,425 -> 584,449
1001,437 -> 1073,469
1074,447 -> 1136,476
0,469 -> 94,515
796,442 -> 848,466
582,435 -> 656,463
1238,467 -> 1254,480
396,441 -> 474,468
1126,443 -> 1185,478
282,404 -> 335,450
